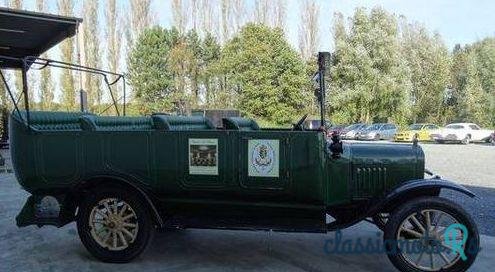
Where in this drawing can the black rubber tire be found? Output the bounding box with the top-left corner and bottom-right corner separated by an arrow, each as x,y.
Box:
384,196 -> 479,272
77,186 -> 154,263
461,135 -> 471,145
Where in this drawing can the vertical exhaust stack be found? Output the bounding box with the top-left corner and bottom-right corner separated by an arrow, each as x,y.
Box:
317,52 -> 342,157
317,52 -> 331,128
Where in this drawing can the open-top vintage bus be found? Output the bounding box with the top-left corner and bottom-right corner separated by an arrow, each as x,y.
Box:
0,7 -> 480,272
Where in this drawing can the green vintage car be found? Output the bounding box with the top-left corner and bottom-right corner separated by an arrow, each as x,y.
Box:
1,8 -> 480,272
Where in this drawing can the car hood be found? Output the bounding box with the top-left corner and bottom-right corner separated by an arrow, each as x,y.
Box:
434,128 -> 462,136
396,130 -> 417,135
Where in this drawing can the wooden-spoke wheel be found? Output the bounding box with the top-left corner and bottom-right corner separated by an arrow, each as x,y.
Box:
77,187 -> 153,263
89,198 -> 139,251
384,197 -> 479,272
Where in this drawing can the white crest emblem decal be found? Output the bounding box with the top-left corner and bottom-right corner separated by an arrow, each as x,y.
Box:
248,140 -> 279,177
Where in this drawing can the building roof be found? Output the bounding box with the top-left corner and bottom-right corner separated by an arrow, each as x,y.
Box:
0,7 -> 82,69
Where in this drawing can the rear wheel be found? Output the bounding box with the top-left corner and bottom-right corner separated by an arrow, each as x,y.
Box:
384,197 -> 479,272
461,135 -> 471,145
77,187 -> 154,263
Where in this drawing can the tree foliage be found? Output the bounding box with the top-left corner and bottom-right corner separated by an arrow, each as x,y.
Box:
0,1 -> 494,129
58,0 -> 76,111
400,21 -> 450,124
217,24 -> 308,124
128,27 -> 222,115
330,8 -> 412,125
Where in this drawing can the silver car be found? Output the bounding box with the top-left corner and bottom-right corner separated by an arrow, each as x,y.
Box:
341,123 -> 367,140
356,123 -> 398,140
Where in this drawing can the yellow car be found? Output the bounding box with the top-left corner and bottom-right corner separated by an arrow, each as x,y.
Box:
394,123 -> 440,142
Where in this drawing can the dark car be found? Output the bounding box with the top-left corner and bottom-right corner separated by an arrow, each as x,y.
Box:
303,119 -> 332,130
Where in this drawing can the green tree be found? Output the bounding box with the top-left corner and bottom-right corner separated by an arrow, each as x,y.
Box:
58,0 -> 76,110
105,0 -> 122,115
450,46 -> 491,126
218,23 -> 308,124
450,42 -> 493,126
128,27 -> 176,114
330,8 -> 412,125
471,38 -> 495,126
400,22 -> 450,124
82,0 -> 101,110
36,0 -> 54,110
462,52 -> 490,125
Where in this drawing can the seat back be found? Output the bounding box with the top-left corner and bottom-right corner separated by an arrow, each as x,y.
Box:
14,111 -> 90,131
80,115 -> 154,131
222,117 -> 260,131
152,115 -> 215,131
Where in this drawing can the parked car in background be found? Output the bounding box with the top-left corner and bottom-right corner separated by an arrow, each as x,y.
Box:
356,123 -> 397,140
489,131 -> 494,145
341,123 -> 367,140
430,123 -> 493,144
303,119 -> 332,130
394,123 -> 440,142
329,124 -> 346,135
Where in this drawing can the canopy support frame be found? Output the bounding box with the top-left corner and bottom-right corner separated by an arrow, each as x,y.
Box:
0,55 -> 127,130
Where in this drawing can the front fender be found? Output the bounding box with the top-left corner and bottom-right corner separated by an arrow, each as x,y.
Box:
370,178 -> 475,215
327,178 -> 475,231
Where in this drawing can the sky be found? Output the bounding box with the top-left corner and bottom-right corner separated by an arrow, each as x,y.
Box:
153,0 -> 495,51
4,0 -> 495,51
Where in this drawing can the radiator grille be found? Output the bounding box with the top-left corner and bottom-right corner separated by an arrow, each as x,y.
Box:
352,165 -> 387,198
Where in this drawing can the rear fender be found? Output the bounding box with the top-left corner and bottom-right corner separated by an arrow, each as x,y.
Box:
74,175 -> 165,228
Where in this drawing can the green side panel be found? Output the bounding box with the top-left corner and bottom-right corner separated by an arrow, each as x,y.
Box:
104,132 -> 153,183
152,132 -> 179,194
326,148 -> 352,206
36,133 -> 81,184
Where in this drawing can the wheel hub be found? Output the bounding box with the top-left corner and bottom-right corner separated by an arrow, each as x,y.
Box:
88,198 -> 139,251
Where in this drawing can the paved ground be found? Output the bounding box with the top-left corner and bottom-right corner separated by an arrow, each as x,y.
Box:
0,143 -> 494,271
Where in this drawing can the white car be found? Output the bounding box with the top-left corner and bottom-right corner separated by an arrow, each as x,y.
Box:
430,123 -> 493,144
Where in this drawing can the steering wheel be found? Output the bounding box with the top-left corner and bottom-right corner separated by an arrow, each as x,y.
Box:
293,114 -> 308,131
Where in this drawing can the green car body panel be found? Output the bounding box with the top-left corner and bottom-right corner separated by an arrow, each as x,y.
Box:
11,111 -> 426,232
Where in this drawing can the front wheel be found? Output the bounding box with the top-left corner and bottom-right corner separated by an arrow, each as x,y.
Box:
384,196 -> 479,272
77,186 -> 154,263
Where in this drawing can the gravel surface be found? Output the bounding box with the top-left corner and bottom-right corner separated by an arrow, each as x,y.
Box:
421,142 -> 495,236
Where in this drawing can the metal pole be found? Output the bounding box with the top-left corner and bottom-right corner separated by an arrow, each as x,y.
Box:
123,77 -> 126,116
319,69 -> 325,126
21,59 -> 30,128
0,69 -> 22,120
104,76 -> 120,116
318,52 -> 328,128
